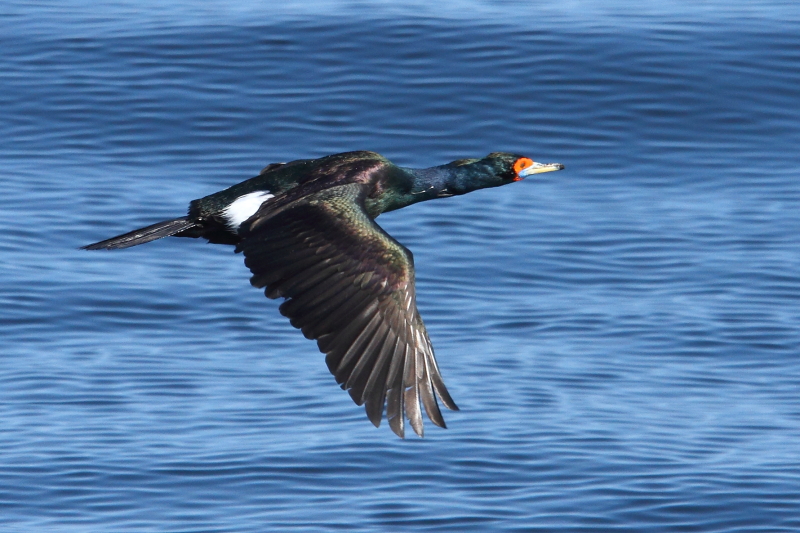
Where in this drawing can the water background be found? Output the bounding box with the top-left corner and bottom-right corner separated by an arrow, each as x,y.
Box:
2,1 -> 799,531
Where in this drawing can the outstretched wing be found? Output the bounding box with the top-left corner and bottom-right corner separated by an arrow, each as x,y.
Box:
236,183 -> 458,437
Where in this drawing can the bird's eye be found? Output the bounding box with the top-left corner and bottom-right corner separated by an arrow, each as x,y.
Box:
513,158 -> 534,174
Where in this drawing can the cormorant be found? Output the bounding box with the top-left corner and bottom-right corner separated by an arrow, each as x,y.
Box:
84,151 -> 564,437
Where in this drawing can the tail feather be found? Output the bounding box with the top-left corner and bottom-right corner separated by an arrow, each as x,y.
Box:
82,218 -> 197,250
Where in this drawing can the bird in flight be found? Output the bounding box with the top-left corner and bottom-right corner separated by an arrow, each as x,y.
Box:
84,151 -> 564,437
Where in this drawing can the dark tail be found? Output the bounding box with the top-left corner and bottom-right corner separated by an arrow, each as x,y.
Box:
82,217 -> 197,250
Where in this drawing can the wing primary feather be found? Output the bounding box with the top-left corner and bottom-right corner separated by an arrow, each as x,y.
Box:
419,350 -> 446,428
314,293 -> 378,354
346,320 -> 389,391
345,321 -> 390,405
361,305 -> 402,403
363,332 -> 399,427
386,340 -> 409,438
334,309 -> 384,384
403,330 -> 424,437
425,340 -> 459,411
320,300 -> 381,375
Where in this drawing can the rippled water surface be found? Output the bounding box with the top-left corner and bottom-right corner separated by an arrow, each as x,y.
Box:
2,1 -> 800,531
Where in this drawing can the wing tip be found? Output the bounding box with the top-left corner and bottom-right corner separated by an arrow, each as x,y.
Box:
389,413 -> 405,439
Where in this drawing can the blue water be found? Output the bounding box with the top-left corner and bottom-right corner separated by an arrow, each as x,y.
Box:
2,1 -> 800,531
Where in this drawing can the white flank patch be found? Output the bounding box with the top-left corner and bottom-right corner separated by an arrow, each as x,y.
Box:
223,191 -> 274,230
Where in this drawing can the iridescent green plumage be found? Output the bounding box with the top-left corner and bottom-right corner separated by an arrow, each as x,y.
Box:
83,150 -> 563,437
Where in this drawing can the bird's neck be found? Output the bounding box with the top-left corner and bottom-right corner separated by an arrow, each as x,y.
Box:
372,162 -> 499,216
406,166 -> 456,199
402,163 -> 490,202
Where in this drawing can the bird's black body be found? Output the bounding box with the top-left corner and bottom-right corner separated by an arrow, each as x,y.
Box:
84,150 -> 563,438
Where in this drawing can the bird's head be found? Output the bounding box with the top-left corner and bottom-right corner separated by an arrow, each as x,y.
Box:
488,152 -> 564,182
446,152 -> 564,194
